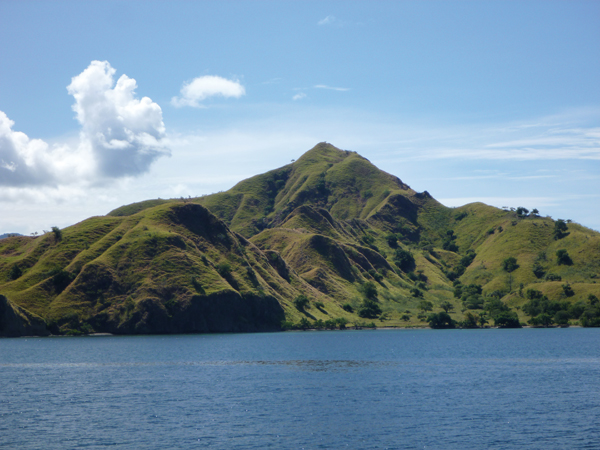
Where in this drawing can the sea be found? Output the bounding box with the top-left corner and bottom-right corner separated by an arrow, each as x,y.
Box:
1,328 -> 599,449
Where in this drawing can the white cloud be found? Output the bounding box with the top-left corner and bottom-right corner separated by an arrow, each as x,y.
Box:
293,93 -> 306,101
0,110 -> 90,186
314,84 -> 350,92
67,60 -> 169,178
0,61 -> 169,188
317,15 -> 348,26
171,75 -> 245,108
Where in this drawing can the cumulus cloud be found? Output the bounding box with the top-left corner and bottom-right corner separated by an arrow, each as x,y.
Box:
68,60 -> 169,178
171,75 -> 245,108
0,61 -> 169,187
0,111 -> 89,187
293,93 -> 306,101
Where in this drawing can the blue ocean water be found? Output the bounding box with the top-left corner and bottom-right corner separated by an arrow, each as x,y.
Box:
1,328 -> 599,449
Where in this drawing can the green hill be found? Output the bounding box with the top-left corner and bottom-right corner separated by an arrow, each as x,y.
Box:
2,143 -> 599,335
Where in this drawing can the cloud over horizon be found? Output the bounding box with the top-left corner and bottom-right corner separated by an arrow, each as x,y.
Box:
0,61 -> 169,188
171,75 -> 245,108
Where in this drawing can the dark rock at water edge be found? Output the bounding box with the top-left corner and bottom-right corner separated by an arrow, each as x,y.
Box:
0,295 -> 50,337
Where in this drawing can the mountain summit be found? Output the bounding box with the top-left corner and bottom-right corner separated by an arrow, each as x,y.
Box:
2,143 -> 599,335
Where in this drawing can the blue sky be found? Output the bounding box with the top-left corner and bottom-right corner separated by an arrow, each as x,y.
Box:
1,1 -> 599,234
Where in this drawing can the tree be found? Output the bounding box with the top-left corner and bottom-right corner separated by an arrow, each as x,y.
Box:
51,226 -> 62,242
297,317 -> 311,330
293,295 -> 309,311
410,287 -> 423,298
440,301 -> 454,313
562,283 -> 574,297
336,317 -> 348,330
357,299 -> 382,319
385,233 -> 398,248
427,311 -> 456,329
485,297 -> 510,318
478,313 -> 489,328
553,219 -> 568,240
442,230 -> 458,252
216,262 -> 232,278
554,310 -> 570,326
502,257 -> 519,292
532,262 -> 546,279
359,281 -> 378,300
9,264 -> 22,280
393,248 -> 415,272
556,249 -> 573,266
529,313 -> 553,328
531,208 -> 539,216
460,312 -> 479,328
516,206 -> 529,216
418,300 -> 433,311
494,310 -> 521,328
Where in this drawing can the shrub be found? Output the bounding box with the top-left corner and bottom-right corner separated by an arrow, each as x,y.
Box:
324,319 -> 338,330
554,311 -> 570,326
553,219 -> 569,240
502,257 -> 519,273
9,264 -> 22,280
297,317 -> 311,330
336,317 -> 348,329
460,312 -> 479,329
368,269 -> 383,282
443,241 -> 459,252
394,248 -> 415,272
357,299 -> 382,319
216,262 -> 232,277
294,295 -> 309,311
494,311 -> 521,328
191,276 -> 205,294
440,301 -> 454,313
544,273 -> 562,281
463,295 -> 484,310
529,313 -> 554,327
51,226 -> 62,241
359,281 -> 378,300
52,269 -> 75,294
415,281 -> 427,291
532,263 -> 546,279
313,319 -> 325,330
418,300 -> 433,311
410,288 -> 423,298
562,283 -> 575,297
342,303 -> 354,313
556,249 -> 573,266
427,312 -> 456,329
385,233 -> 398,248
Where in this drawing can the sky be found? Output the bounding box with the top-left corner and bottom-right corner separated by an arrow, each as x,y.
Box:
1,0 -> 599,235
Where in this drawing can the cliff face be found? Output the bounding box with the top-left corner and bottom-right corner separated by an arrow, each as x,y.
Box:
0,295 -> 49,337
1,143 -> 600,335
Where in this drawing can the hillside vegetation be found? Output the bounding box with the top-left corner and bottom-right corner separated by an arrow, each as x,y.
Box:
2,143 -> 599,336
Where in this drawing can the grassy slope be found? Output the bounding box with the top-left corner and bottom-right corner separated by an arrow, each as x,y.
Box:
2,143 -> 600,333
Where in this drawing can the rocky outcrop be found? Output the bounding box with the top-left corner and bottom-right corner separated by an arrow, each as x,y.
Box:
87,290 -> 285,335
0,295 -> 50,337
